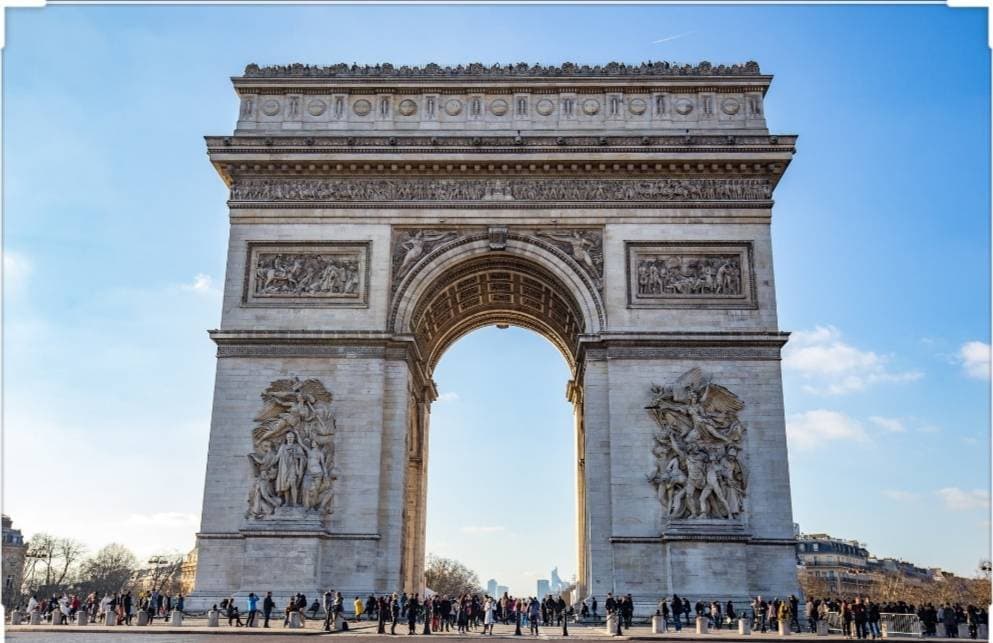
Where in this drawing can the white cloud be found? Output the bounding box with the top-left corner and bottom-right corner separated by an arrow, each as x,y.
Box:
786,410 -> 868,450
882,490 -> 919,502
869,416 -> 906,433
959,341 -> 990,380
460,526 -> 505,534
179,273 -> 219,296
436,392 -> 460,403
783,325 -> 923,395
936,488 -> 990,511
3,251 -> 31,295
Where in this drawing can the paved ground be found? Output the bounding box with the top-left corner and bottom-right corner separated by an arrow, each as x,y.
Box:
5,619 -> 924,642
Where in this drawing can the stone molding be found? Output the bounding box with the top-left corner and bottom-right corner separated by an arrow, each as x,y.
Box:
241,61 -> 764,79
208,133 -> 795,150
626,241 -> 757,309
197,531 -> 381,540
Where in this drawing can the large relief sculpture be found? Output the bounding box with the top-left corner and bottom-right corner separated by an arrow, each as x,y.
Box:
246,377 -> 338,521
647,368 -> 748,521
391,229 -> 460,287
535,229 -> 604,289
244,242 -> 369,307
627,242 -> 754,308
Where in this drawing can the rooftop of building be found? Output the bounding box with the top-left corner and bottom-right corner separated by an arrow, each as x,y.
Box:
240,61 -> 764,80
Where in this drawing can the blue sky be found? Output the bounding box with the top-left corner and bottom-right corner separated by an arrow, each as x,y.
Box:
3,4 -> 989,597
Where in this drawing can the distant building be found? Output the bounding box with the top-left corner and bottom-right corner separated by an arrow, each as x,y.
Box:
2,515 -> 27,608
486,578 -> 497,597
496,585 -> 508,598
550,567 -> 564,593
537,579 -> 550,598
796,532 -> 872,596
797,530 -> 951,598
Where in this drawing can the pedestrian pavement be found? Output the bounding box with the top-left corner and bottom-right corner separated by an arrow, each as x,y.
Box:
5,619 -> 925,642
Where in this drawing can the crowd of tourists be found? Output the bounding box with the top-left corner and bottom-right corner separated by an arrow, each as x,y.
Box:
21,590 -> 184,625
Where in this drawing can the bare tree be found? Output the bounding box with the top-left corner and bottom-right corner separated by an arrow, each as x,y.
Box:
139,552 -> 186,594
424,554 -> 483,598
23,533 -> 86,597
78,544 -> 139,596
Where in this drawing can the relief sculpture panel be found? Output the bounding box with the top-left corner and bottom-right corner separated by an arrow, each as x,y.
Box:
626,242 -> 755,308
244,242 -> 370,307
246,377 -> 338,523
646,368 -> 748,521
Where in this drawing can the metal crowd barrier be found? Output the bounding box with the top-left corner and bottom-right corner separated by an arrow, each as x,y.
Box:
824,611 -> 923,638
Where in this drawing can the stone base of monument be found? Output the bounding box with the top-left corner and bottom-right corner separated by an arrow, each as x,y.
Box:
696,616 -> 709,634
104,611 -> 116,626
207,609 -> 219,627
30,611 -> 41,625
779,620 -> 789,636
288,611 -> 304,628
76,610 -> 88,626
739,618 -> 751,635
652,615 -> 664,633
137,610 -> 149,626
816,620 -> 829,636
170,610 -> 183,626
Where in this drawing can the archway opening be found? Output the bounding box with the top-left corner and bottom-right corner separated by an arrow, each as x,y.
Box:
425,325 -> 578,599
394,246 -> 600,601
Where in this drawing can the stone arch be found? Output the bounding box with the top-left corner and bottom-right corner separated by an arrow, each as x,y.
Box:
390,232 -> 606,373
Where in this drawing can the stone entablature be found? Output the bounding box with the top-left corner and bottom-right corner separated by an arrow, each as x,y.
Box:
233,61 -> 770,134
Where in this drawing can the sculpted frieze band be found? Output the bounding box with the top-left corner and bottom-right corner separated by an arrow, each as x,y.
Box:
647,368 -> 748,521
231,177 -> 773,204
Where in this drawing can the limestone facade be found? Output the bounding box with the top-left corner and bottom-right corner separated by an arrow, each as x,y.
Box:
191,61 -> 800,611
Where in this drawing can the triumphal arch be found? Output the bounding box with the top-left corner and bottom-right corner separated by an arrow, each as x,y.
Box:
191,61 -> 799,609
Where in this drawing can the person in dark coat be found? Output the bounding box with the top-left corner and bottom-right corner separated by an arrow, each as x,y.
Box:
262,592 -> 274,628
407,594 -> 420,634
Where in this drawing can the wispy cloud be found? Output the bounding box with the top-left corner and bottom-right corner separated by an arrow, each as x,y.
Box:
179,273 -> 219,296
783,325 -> 923,395
461,526 -> 505,535
4,250 -> 31,295
786,409 -> 868,450
869,416 -> 906,433
652,31 -> 695,44
958,341 -> 990,380
936,488 -> 990,511
436,392 -> 460,403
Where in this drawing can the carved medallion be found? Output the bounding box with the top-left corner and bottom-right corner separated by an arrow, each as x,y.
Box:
398,99 -> 417,116
646,368 -> 747,521
306,99 -> 327,117
246,377 -> 338,522
489,99 -> 509,116
674,98 -> 694,115
352,99 -> 372,116
444,99 -> 463,116
582,99 -> 600,115
244,242 -> 370,307
536,99 -> 555,116
721,98 -> 741,115
261,99 -> 281,116
628,98 -> 647,115
626,242 -> 755,309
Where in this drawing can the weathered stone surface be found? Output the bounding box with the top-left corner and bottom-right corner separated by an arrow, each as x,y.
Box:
191,60 -> 799,612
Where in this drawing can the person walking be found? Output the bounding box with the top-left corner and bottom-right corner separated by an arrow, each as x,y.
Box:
484,596 -> 495,635
529,597 -> 541,635
378,595 -> 388,634
591,595 -> 598,622
407,594 -> 419,635
246,592 -> 258,627
658,598 -> 670,633
391,593 -> 401,635
262,592 -> 274,628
